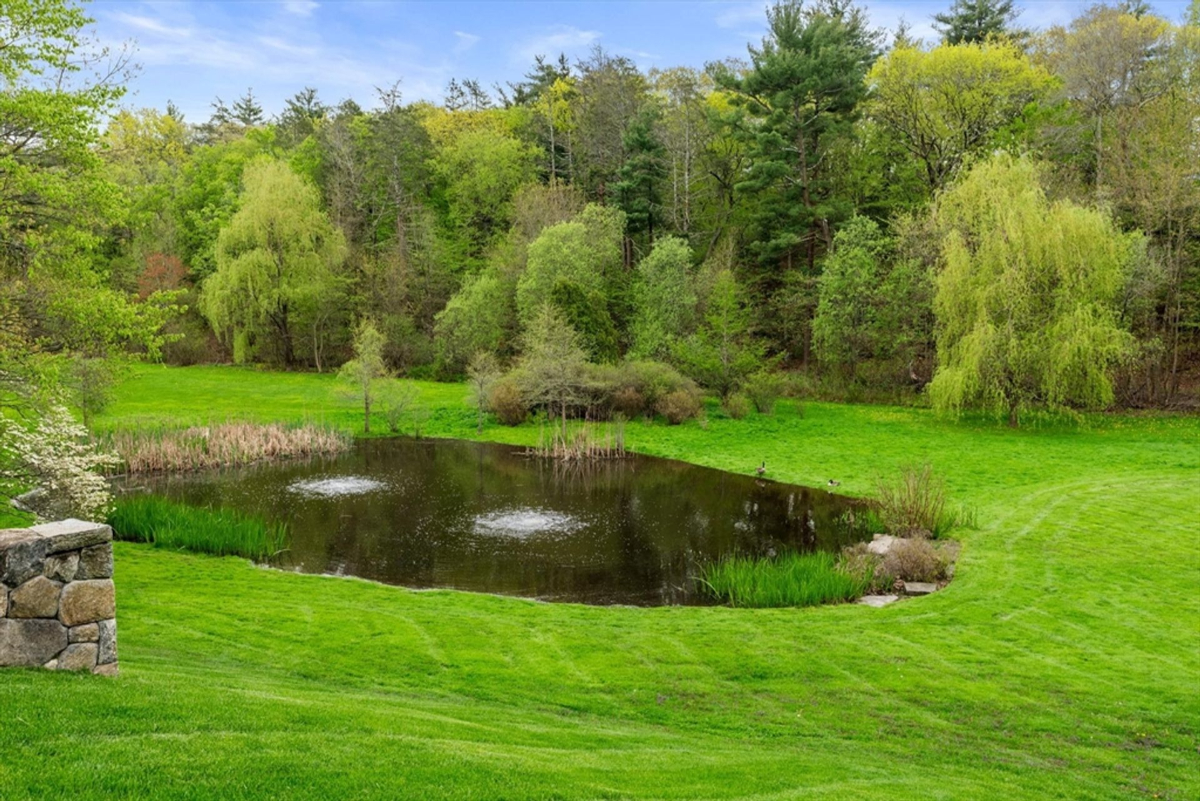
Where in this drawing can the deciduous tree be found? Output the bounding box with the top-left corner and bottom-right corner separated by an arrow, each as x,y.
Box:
928,155 -> 1137,425
201,159 -> 348,365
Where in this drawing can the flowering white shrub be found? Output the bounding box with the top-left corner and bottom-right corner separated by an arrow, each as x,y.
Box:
1,404 -> 121,522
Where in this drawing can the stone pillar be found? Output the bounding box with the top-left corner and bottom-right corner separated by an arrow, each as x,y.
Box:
0,519 -> 117,675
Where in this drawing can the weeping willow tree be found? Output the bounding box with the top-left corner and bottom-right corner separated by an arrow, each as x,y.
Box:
928,154 -> 1138,426
200,158 -> 347,365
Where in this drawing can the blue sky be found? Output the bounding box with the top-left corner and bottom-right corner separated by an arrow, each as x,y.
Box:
89,0 -> 1192,122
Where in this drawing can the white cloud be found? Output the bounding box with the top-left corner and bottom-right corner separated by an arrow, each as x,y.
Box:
110,12 -> 191,39
714,1 -> 767,30
513,25 -> 601,64
453,30 -> 482,53
258,35 -> 321,58
282,1 -> 319,17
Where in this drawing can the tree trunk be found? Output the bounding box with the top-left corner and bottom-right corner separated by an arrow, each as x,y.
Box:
364,393 -> 371,434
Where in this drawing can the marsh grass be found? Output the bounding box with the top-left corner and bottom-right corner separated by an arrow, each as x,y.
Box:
108,495 -> 289,560
698,551 -> 870,608
874,464 -> 948,536
530,418 -> 627,460
109,421 -> 349,473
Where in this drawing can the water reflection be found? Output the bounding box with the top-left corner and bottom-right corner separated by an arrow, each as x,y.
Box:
130,438 -> 866,606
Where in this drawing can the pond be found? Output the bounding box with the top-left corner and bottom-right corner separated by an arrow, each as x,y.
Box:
127,438 -> 868,606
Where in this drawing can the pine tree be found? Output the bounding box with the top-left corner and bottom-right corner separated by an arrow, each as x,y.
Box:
613,107 -> 666,242
231,88 -> 264,127
716,0 -> 880,273
933,0 -> 1022,44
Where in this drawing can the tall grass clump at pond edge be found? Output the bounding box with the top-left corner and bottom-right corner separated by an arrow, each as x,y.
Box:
108,421 -> 349,473
698,551 -> 870,608
108,496 -> 289,561
528,418 -> 627,460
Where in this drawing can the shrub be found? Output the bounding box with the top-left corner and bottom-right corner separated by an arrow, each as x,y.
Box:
837,542 -> 884,589
380,380 -> 419,434
592,360 -> 700,420
1,405 -> 120,521
722,392 -> 750,420
489,378 -> 528,426
698,551 -> 869,608
657,388 -> 702,425
875,464 -> 946,537
881,537 -> 945,583
744,371 -> 785,415
611,386 -> 647,419
466,351 -> 501,433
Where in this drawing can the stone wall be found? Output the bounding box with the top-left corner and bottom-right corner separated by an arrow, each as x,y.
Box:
0,519 -> 117,675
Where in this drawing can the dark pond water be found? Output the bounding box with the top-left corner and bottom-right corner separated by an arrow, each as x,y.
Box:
129,438 -> 867,606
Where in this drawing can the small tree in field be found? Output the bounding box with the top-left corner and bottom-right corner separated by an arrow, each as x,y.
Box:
516,305 -> 590,422
466,351 -> 501,433
928,154 -> 1137,426
674,269 -> 765,398
339,319 -> 389,433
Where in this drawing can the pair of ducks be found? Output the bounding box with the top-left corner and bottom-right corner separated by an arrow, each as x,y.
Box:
755,461 -> 840,487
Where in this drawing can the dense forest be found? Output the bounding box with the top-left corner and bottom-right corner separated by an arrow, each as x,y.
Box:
3,0 -> 1199,434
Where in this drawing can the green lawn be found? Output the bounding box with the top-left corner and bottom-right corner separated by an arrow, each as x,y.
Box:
2,363 -> 1198,799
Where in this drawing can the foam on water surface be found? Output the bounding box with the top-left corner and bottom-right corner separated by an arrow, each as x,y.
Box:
287,476 -> 386,498
473,509 -> 581,538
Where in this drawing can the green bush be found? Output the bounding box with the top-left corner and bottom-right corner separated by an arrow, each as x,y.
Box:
744,371 -> 785,415
699,551 -> 869,608
593,360 -> 700,420
656,388 -> 703,425
722,392 -> 750,419
108,496 -> 289,561
489,377 -> 528,426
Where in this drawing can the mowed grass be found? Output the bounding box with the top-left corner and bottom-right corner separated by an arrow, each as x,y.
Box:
0,362 -> 1196,799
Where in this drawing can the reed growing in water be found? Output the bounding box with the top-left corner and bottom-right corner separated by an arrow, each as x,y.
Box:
109,422 -> 349,473
108,496 -> 289,561
529,418 -> 627,460
698,551 -> 870,608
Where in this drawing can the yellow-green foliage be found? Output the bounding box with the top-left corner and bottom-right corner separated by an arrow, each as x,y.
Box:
928,154 -> 1138,423
868,40 -> 1053,189
200,158 -> 347,364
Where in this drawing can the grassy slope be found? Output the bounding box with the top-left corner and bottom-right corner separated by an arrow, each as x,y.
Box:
2,363 -> 1197,799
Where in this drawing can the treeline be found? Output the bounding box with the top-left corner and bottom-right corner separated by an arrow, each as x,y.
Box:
3,0 -> 1199,433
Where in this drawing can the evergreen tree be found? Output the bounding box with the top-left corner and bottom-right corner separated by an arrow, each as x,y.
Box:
277,87 -> 327,145
716,0 -> 880,273
933,0 -> 1022,44
613,107 -> 667,241
231,88 -> 264,127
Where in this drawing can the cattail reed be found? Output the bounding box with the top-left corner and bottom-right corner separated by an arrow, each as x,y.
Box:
107,422 -> 350,474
